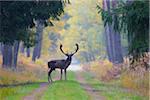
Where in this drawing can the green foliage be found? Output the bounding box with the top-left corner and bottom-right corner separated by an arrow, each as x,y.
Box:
0,1 -> 33,44
23,29 -> 37,48
0,1 -> 64,46
97,0 -> 149,58
30,1 -> 64,21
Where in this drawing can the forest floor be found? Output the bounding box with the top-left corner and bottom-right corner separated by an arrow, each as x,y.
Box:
0,67 -> 148,100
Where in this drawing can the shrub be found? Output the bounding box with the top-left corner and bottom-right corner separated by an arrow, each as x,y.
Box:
85,60 -> 113,80
82,59 -> 149,96
0,55 -> 47,85
120,70 -> 149,96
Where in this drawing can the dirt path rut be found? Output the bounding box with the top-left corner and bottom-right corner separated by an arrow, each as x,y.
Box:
23,75 -> 60,100
76,71 -> 106,100
23,82 -> 48,100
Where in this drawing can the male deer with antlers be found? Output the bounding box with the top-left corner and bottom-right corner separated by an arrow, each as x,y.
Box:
48,44 -> 79,83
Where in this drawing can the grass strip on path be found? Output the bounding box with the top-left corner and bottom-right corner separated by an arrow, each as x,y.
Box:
41,71 -> 90,100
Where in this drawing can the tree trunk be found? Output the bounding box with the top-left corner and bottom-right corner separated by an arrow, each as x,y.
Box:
37,31 -> 43,58
12,41 -> 20,68
32,20 -> 44,61
2,44 -> 13,68
20,42 -> 25,54
2,41 -> 20,69
103,0 -> 113,62
26,48 -> 30,57
32,43 -> 38,61
114,32 -> 123,63
111,0 -> 123,63
0,43 -> 2,54
2,44 -> 6,67
103,0 -> 123,64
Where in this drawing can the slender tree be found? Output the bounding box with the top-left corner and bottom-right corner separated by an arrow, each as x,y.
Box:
99,0 -> 123,64
31,1 -> 64,61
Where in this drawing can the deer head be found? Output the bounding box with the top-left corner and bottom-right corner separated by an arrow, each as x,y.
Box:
60,44 -> 79,60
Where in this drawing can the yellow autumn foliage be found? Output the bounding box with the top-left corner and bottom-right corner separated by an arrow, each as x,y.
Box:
84,58 -> 149,96
121,70 -> 149,96
0,55 -> 47,85
90,60 -> 113,79
0,68 -> 37,85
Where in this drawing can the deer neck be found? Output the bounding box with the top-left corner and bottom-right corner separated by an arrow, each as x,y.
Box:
66,57 -> 72,62
65,57 -> 72,68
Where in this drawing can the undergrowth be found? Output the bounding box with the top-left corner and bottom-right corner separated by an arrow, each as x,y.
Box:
82,60 -> 149,96
0,83 -> 40,100
0,55 -> 47,85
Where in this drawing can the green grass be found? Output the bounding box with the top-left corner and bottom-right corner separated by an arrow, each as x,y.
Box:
0,83 -> 40,100
66,71 -> 76,81
41,71 -> 90,100
82,72 -> 148,100
93,84 -> 147,100
41,81 -> 89,100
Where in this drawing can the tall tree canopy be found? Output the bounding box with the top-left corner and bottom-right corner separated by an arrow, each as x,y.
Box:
0,1 -> 64,45
0,1 -> 65,68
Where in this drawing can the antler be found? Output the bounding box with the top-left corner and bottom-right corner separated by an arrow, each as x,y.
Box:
60,44 -> 67,55
72,44 -> 79,55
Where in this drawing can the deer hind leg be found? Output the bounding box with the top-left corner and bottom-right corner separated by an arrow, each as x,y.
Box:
60,69 -> 63,80
48,68 -> 53,83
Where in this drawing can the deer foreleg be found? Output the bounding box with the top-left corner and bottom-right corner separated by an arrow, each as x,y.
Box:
64,69 -> 67,80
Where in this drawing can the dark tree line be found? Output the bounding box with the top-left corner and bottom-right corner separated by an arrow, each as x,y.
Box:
0,1 -> 66,69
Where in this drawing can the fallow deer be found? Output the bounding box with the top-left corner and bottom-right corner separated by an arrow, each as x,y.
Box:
48,44 -> 79,83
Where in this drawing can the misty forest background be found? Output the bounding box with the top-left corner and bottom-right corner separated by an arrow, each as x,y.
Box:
0,0 -> 149,100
